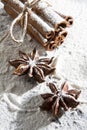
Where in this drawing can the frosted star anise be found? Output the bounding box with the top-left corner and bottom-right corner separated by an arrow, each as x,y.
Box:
9,48 -> 55,82
40,81 -> 81,116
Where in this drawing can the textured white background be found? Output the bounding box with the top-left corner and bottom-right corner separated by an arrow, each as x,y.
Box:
0,0 -> 87,130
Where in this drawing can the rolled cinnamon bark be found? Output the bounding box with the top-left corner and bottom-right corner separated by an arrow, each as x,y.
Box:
4,4 -> 58,50
4,4 -> 49,48
46,30 -> 68,50
4,4 -> 18,19
32,0 -> 73,27
20,0 -> 72,33
32,0 -> 63,27
46,41 -> 58,50
55,21 -> 68,33
28,11 -> 55,39
2,0 -> 55,39
2,0 -> 23,13
2,0 -> 69,50
54,32 -> 67,46
54,11 -> 73,27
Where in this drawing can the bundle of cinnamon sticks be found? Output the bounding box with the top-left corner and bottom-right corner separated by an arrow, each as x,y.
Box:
1,0 -> 73,50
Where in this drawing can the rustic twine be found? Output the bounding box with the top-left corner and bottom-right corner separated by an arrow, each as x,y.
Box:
10,1 -> 28,43
10,0 -> 40,43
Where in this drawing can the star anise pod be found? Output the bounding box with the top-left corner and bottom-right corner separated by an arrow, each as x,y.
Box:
40,81 -> 81,116
9,48 -> 55,83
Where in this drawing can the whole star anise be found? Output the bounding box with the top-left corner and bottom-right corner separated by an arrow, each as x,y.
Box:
40,81 -> 81,116
9,48 -> 55,82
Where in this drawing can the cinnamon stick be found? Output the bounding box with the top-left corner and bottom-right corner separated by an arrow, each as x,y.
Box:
32,1 -> 63,27
55,11 -> 73,27
2,0 -> 23,13
46,30 -> 67,50
4,4 -> 18,19
28,11 -> 55,39
32,0 -> 73,27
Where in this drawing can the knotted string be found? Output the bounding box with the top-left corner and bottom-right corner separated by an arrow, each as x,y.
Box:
10,0 -> 40,43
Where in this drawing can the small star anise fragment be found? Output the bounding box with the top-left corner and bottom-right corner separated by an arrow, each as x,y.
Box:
9,48 -> 55,83
40,81 -> 81,116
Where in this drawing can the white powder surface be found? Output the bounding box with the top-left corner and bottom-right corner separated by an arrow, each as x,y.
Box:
0,0 -> 87,130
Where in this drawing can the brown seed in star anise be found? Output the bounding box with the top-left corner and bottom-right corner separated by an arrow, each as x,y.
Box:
40,81 -> 81,116
9,48 -> 55,83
